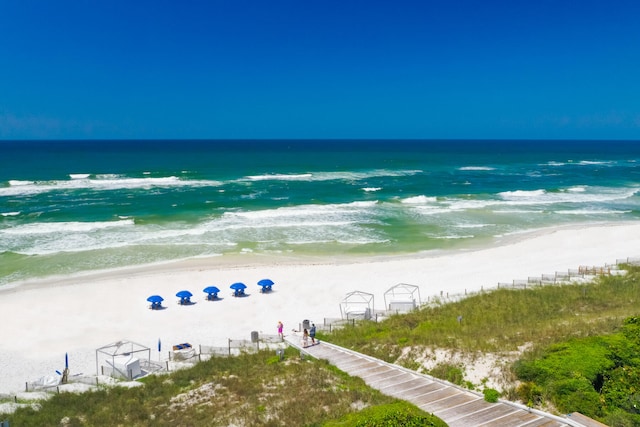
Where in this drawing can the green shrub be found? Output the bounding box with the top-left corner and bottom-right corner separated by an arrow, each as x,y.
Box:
515,381 -> 543,407
429,363 -> 465,386
323,401 -> 447,427
483,388 -> 500,403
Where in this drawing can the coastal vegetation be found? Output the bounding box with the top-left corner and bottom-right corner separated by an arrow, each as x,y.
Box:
324,264 -> 640,426
1,348 -> 443,426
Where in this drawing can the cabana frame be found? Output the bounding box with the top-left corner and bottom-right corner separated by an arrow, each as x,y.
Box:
384,283 -> 420,313
96,339 -> 150,379
340,290 -> 374,320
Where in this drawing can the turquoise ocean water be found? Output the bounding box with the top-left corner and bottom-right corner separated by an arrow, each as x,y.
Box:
1,139 -> 639,286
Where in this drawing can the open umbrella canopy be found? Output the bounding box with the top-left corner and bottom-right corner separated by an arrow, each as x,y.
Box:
203,286 -> 220,294
230,282 -> 247,290
147,295 -> 164,303
176,290 -> 193,298
258,279 -> 274,287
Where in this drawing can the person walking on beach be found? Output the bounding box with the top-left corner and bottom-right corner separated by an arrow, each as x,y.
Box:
309,323 -> 316,345
302,328 -> 309,347
277,321 -> 284,341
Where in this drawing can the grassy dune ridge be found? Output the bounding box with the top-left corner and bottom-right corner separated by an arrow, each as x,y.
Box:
325,265 -> 640,426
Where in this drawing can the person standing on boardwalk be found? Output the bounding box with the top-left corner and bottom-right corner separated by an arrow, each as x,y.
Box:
277,321 -> 284,341
309,323 -> 316,345
302,328 -> 309,347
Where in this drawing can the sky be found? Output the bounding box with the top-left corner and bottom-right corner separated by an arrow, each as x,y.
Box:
0,1 -> 639,140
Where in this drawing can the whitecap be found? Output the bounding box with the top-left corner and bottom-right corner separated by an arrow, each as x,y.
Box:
498,189 -> 546,199
69,174 -> 90,179
362,187 -> 381,192
567,186 -> 587,193
458,166 -> 495,171
401,195 -> 437,204
556,209 -> 630,215
8,180 -> 34,186
2,219 -> 135,235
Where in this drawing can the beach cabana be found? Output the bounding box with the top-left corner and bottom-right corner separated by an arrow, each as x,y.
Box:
384,283 -> 421,313
96,339 -> 150,380
257,278 -> 274,293
176,290 -> 193,305
230,282 -> 247,297
340,291 -> 374,320
203,286 -> 220,301
146,295 -> 164,310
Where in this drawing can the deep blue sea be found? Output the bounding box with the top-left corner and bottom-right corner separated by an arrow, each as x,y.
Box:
1,139 -> 639,286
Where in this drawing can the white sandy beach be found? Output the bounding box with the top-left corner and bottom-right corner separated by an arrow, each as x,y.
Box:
1,222 -> 639,395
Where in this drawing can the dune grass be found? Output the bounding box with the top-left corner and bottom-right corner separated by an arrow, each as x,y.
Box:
1,347 -> 443,426
322,265 -> 640,362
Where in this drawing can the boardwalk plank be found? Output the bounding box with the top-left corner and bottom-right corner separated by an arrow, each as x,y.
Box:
413,387 -> 461,406
374,372 -> 417,389
397,382 -> 446,400
425,392 -> 479,412
445,405 -> 518,426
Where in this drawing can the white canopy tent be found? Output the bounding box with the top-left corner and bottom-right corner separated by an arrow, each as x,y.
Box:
96,339 -> 150,380
340,290 -> 374,320
384,283 -> 420,313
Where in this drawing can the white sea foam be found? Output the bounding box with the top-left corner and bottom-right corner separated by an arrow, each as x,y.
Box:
69,174 -> 90,179
556,209 -> 630,215
401,195 -> 437,204
243,169 -> 421,183
458,166 -> 495,171
430,234 -> 475,240
362,187 -> 382,192
1,212 -> 21,217
498,189 -> 547,199
411,206 -> 452,215
567,186 -> 587,192
406,185 -> 639,216
498,187 -> 638,205
246,173 -> 314,181
0,176 -> 223,197
8,180 -> 33,186
578,160 -> 614,166
2,219 -> 135,235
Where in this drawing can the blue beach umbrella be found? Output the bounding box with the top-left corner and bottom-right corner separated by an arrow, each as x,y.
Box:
176,290 -> 193,298
158,338 -> 161,353
230,282 -> 246,291
65,352 -> 69,369
147,295 -> 164,303
258,279 -> 274,287
203,286 -> 220,295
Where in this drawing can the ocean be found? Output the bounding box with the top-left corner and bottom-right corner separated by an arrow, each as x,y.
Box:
1,139 -> 639,286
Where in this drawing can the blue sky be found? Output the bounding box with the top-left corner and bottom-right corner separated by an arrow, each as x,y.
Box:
1,1 -> 639,140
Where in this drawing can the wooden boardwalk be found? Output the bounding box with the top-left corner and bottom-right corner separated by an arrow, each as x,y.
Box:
286,336 -> 587,427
